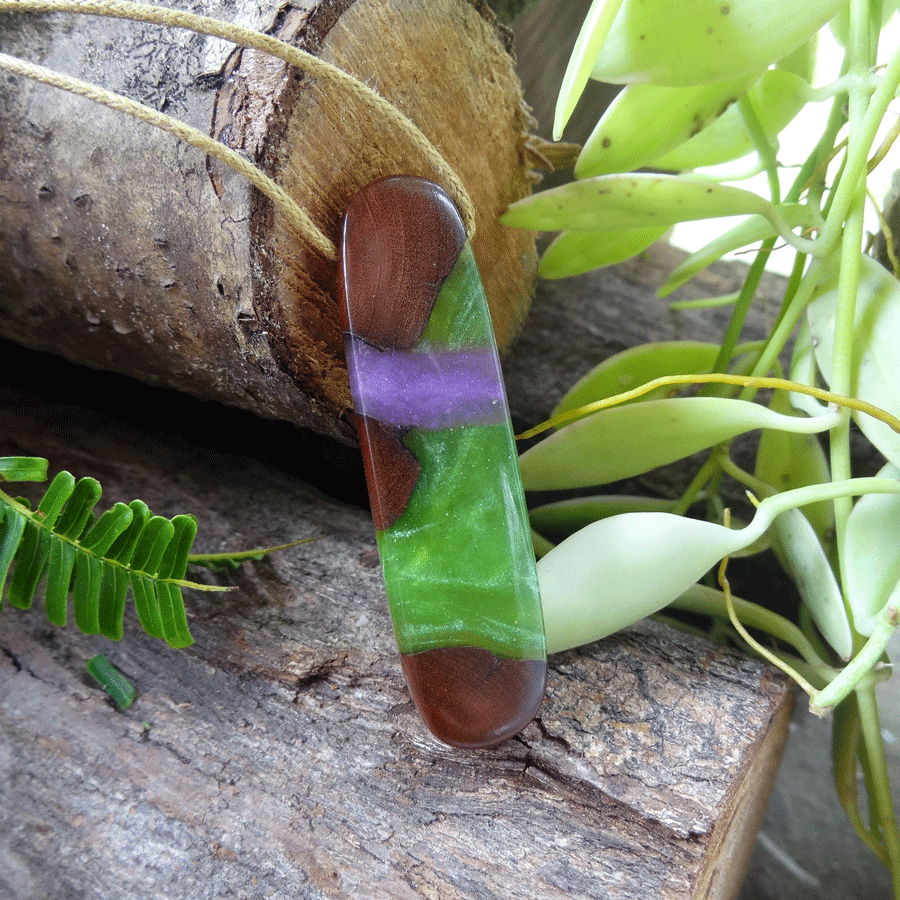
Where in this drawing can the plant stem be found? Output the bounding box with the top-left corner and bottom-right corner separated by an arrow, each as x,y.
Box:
738,94 -> 781,203
745,257 -> 826,385
709,237 -> 776,380
671,452 -> 719,517
855,680 -> 900,897
673,583 -> 825,667
812,602 -> 898,712
830,195 -> 865,564
817,21 -> 900,252
833,695 -> 891,865
829,0 -> 871,564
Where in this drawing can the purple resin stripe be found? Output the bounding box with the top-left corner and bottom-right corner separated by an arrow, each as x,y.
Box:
345,335 -> 508,430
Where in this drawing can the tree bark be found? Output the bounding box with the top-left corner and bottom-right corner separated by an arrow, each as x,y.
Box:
0,387 -> 793,900
0,0 -> 539,441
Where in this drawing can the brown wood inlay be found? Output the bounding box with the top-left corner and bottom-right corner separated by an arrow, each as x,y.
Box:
337,176 -> 467,350
400,646 -> 547,749
353,414 -> 421,530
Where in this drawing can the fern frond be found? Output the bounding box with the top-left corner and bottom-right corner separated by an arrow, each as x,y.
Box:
0,460 -> 231,648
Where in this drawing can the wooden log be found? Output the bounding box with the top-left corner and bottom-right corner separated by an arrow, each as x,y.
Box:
0,0 -> 539,442
0,386 -> 793,900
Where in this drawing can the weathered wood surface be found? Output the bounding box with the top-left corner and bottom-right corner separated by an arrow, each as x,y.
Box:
0,0 -> 538,441
0,378 -> 793,900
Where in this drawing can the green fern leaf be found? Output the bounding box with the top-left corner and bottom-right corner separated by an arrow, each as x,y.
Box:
97,565 -> 129,641
45,535 -> 77,626
131,516 -> 175,575
156,581 -> 193,648
155,515 -> 196,648
36,471 -> 76,527
86,653 -> 135,708
73,551 -> 103,634
130,572 -> 165,640
0,457 -> 48,483
0,506 -> 26,593
0,458 -> 225,648
7,519 -> 50,609
55,476 -> 102,539
107,500 -> 151,565
81,502 -> 135,556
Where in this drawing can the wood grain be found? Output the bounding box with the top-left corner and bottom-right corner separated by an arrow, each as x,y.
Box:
354,415 -> 420,530
338,177 -> 467,351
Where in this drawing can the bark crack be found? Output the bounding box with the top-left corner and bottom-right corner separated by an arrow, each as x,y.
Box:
1,643 -> 36,679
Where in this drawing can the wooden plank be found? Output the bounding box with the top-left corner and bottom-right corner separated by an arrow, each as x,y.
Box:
0,388 -> 792,899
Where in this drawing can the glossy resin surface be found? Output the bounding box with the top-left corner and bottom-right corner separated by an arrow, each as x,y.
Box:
338,176 -> 546,749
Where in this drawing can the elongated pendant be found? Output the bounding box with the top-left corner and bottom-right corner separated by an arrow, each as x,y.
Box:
338,176 -> 547,749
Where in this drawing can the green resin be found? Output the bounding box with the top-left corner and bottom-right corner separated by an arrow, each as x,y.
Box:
375,243 -> 545,660
417,244 -> 487,350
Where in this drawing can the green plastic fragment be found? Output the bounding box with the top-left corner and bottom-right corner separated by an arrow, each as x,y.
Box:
86,653 -> 136,708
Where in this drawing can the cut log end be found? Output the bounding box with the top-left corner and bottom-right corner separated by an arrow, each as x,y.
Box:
214,0 -> 541,422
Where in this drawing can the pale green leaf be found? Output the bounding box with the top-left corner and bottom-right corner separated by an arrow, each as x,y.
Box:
769,506 -> 850,659
576,74 -> 757,178
553,0 -> 626,139
519,396 -> 839,491
537,479 -> 884,655
807,253 -> 900,467
588,0 -> 844,86
649,70 -> 811,172
841,463 -> 900,637
503,173 -> 772,232
552,341 -> 722,421
539,226 -> 667,279
538,512 -> 755,652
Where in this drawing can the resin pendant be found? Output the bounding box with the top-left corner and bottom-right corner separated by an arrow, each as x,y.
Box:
338,176 -> 547,749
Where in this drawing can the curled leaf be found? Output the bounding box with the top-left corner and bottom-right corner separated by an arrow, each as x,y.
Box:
86,653 -> 136,708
